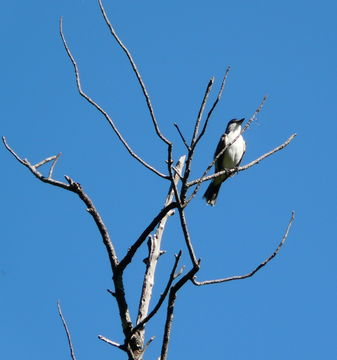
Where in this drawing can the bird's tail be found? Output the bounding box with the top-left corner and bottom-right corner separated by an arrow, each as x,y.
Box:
203,180 -> 222,206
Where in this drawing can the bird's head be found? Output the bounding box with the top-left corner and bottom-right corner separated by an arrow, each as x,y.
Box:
225,118 -> 245,134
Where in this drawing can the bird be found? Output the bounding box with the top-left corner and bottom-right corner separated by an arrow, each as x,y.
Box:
203,118 -> 246,206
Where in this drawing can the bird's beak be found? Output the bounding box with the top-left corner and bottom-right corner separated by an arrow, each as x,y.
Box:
238,118 -> 245,124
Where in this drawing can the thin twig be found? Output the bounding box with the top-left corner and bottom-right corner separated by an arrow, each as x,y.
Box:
178,207 -> 198,266
34,155 -> 57,168
98,335 -> 124,349
59,17 -> 168,179
98,0 -> 171,146
192,211 -> 295,286
57,301 -> 77,360
173,123 -> 190,151
143,336 -> 155,353
2,138 -> 30,166
195,66 -> 231,147
187,133 -> 297,187
48,152 -> 61,179
241,95 -> 267,133
175,265 -> 185,278
107,289 -> 116,297
191,77 -> 214,147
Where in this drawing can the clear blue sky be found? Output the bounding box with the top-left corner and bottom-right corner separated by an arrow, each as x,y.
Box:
1,1 -> 336,359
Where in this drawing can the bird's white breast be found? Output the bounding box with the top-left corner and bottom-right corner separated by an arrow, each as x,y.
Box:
222,130 -> 246,168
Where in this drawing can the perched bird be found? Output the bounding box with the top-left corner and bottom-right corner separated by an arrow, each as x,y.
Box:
203,118 -> 246,206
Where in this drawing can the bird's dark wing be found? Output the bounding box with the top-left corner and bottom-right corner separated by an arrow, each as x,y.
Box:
214,133 -> 226,173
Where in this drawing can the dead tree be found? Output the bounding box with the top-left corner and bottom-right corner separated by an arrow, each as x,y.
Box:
3,1 -> 296,359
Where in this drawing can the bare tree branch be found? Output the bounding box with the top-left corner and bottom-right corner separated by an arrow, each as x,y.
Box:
4,4 -> 297,358
3,137 -> 70,190
160,263 -> 200,360
178,78 -> 214,203
242,95 -> 267,133
173,123 -> 190,151
63,176 -> 119,270
107,289 -> 116,297
57,301 -> 77,360
171,165 -> 184,181
191,77 -> 214,147
134,156 -> 185,351
52,178 -> 137,345
177,207 -> 198,266
3,140 -> 64,190
118,202 -> 178,271
130,251 -> 183,337
166,150 -> 183,210
48,152 -> 61,179
98,0 -> 171,146
59,17 -> 168,179
194,66 -> 231,147
192,211 -> 295,286
2,138 -> 120,270
187,133 -> 297,188
3,137 -> 136,344
34,154 -> 57,168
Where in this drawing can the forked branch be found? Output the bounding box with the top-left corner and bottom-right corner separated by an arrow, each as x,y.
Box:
98,0 -> 171,146
191,77 -> 214,147
59,17 -> 167,179
48,152 -> 62,179
194,66 -> 231,147
174,123 -> 190,151
3,136 -> 70,190
179,78 -> 218,203
34,154 -> 58,168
